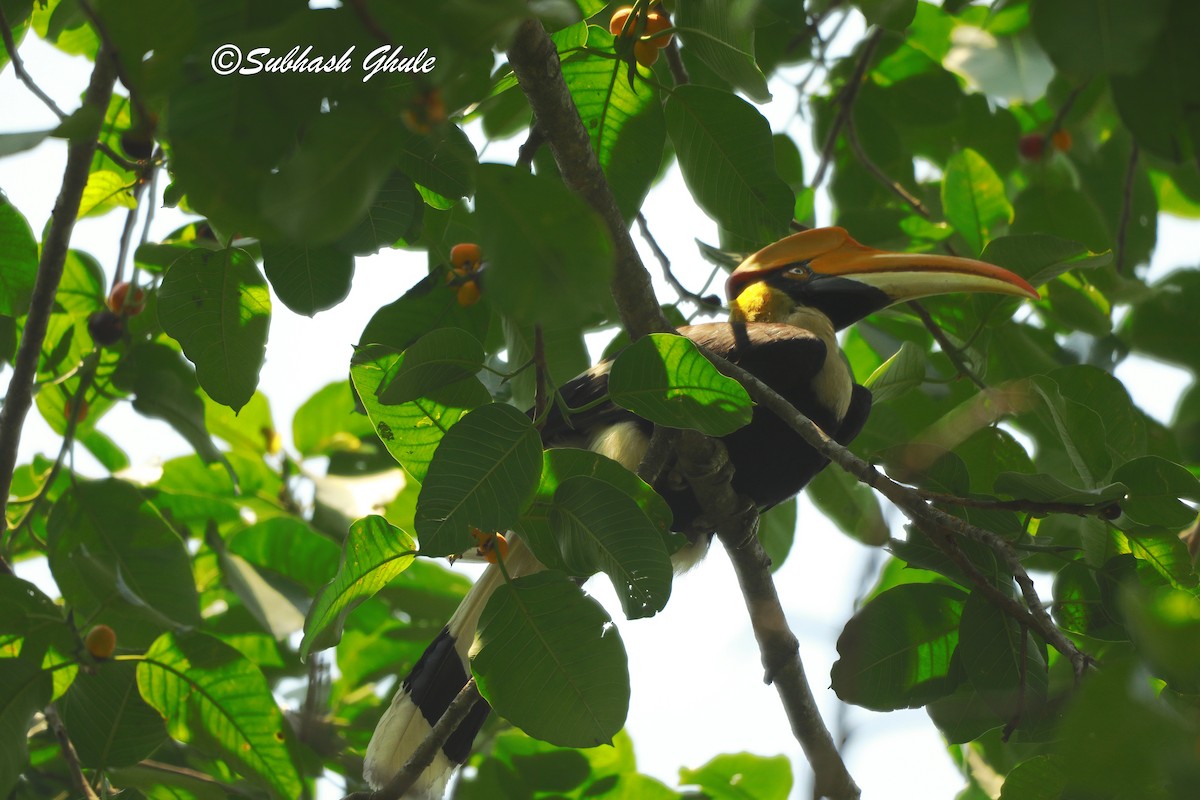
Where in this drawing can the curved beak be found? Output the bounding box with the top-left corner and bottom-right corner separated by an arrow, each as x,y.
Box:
727,227 -> 1039,318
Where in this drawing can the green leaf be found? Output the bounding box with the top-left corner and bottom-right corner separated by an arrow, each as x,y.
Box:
261,240 -> 354,317
1125,271 -> 1200,373
293,380 -> 376,457
158,248 -> 270,412
1032,0 -> 1168,77
1028,375 -> 1111,488
473,571 -> 629,748
0,657 -> 51,798
136,631 -> 302,797
831,583 -> 966,710
260,103 -> 394,244
336,170 -> 423,255
1052,559 -> 1129,641
203,390 -> 275,456
758,498 -> 796,572
47,479 -> 201,648
980,234 -> 1109,295
519,447 -> 676,572
228,517 -> 340,593
112,341 -> 227,468
1122,585 -> 1200,694
414,403 -> 543,556
1112,529 -> 1197,590
59,662 -> 167,769
675,0 -> 771,101
301,515 -> 415,658
993,472 -> 1127,505
379,327 -> 485,406
77,169 -> 136,218
857,0 -> 918,31
942,148 -> 1012,256
999,755 -> 1067,800
807,466 -> 890,546
475,163 -> 614,326
551,475 -> 673,619
957,590 -> 1048,719
561,40 -> 666,221
664,85 -> 794,241
679,752 -> 793,800
609,333 -> 752,436
350,350 -> 489,482
1113,456 -> 1200,529
862,340 -> 925,404
395,122 -> 477,201
0,194 -> 37,317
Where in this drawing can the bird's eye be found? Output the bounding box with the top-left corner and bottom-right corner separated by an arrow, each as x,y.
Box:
786,261 -> 812,278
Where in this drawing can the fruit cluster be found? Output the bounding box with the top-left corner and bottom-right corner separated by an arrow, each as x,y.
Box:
447,242 -> 483,307
610,6 -> 673,67
1019,129 -> 1073,160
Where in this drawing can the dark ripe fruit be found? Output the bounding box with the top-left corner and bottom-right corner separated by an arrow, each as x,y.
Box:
107,281 -> 146,315
634,40 -> 660,67
1018,133 -> 1046,160
120,129 -> 154,160
609,6 -> 634,36
87,310 -> 126,347
85,624 -> 116,659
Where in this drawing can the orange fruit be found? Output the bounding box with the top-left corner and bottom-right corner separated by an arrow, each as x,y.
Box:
1052,129 -> 1073,152
609,6 -> 634,37
634,40 -> 660,67
107,281 -> 146,315
85,625 -> 117,659
645,11 -> 673,46
457,280 -> 481,307
450,242 -> 482,272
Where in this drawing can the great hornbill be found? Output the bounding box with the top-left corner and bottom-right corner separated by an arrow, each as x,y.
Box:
363,226 -> 1038,795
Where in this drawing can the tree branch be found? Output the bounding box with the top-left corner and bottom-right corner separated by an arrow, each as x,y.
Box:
907,301 -> 988,390
506,17 -> 859,798
44,704 -> 101,800
0,44 -> 118,570
698,346 -> 1094,680
812,29 -> 882,189
0,5 -> 67,119
344,680 -> 482,800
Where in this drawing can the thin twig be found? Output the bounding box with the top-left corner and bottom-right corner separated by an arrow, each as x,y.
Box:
907,301 -> 987,390
346,0 -> 392,45
697,345 -> 1094,680
636,213 -> 723,311
663,34 -> 690,86
1041,82 -> 1088,153
1114,142 -> 1139,276
44,704 -> 102,800
0,45 -> 118,573
75,2 -> 153,128
914,487 -> 1120,518
95,141 -> 139,173
343,680 -> 482,800
0,3 -> 68,119
845,117 -> 932,219
812,28 -> 883,189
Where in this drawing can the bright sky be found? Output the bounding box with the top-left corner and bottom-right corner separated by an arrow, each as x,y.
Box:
2,14 -> 1195,800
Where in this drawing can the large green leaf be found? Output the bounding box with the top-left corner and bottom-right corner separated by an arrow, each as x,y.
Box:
806,466 -> 889,547
609,333 -> 752,436
292,380 -> 377,458
0,194 -> 37,317
261,240 -> 354,317
942,148 -> 1012,256
379,326 -> 485,406
857,0 -> 917,31
395,122 -> 478,202
551,476 -> 673,619
831,583 -> 966,710
136,631 -> 302,797
414,403 -> 543,556
158,248 -> 271,412
475,163 -> 614,326
1124,271 -> 1200,373
680,752 -> 793,800
335,170 -> 423,255
956,590 -> 1048,720
664,85 -> 793,241
47,479 -> 201,648
1113,456 -> 1200,529
675,0 -> 770,102
112,341 -> 227,467
473,571 -> 629,748
561,38 -> 666,221
301,515 -> 416,658
1032,0 -> 1167,77
59,662 -> 167,770
228,517 -> 340,594
0,657 -> 51,798
350,350 -> 489,483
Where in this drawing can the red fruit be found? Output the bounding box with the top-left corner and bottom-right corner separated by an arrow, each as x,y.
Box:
1018,133 -> 1045,160
85,625 -> 116,659
609,6 -> 634,37
107,281 -> 146,315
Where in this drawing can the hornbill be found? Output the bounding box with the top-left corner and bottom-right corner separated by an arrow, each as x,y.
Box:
363,226 -> 1038,796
